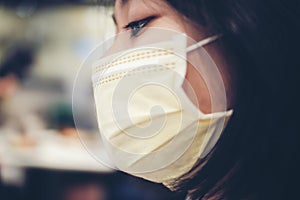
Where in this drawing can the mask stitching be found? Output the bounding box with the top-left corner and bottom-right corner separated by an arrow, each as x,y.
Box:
93,49 -> 174,73
94,64 -> 175,86
93,62 -> 176,87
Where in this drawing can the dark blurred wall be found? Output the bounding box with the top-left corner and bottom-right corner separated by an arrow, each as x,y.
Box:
0,0 -> 114,7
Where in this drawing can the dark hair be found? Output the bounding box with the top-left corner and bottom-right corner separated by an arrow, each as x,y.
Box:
0,45 -> 34,81
165,0 -> 300,199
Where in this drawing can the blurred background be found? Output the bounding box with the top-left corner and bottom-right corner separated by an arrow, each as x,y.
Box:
0,0 -> 185,199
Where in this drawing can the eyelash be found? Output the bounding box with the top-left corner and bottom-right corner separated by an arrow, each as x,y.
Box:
124,16 -> 155,37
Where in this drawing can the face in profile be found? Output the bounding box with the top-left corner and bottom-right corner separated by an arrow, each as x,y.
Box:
89,0 -> 235,187
112,0 -> 235,114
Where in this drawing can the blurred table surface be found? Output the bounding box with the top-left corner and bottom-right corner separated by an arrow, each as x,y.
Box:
0,129 -> 113,173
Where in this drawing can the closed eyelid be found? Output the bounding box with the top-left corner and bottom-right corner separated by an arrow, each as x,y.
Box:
122,16 -> 156,37
124,16 -> 156,29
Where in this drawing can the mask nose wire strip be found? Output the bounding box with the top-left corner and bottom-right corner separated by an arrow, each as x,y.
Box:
186,34 -> 222,53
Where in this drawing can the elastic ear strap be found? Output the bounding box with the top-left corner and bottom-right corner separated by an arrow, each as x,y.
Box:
186,34 -> 222,53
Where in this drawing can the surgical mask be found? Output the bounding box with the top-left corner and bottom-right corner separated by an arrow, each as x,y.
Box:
92,33 -> 233,189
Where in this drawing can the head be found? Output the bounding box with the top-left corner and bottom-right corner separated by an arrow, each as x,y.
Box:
0,46 -> 34,97
108,0 -> 300,199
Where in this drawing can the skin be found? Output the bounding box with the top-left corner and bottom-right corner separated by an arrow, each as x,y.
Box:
0,74 -> 18,97
113,0 -> 235,113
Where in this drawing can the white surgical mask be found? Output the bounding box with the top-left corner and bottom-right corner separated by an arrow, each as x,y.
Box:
92,33 -> 233,189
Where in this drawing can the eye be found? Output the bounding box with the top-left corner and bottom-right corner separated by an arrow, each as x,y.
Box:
124,16 -> 155,37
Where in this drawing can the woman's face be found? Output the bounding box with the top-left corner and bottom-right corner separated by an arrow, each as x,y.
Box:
113,0 -> 234,113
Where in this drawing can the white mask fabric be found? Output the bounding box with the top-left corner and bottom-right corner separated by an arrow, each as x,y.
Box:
90,28 -> 233,188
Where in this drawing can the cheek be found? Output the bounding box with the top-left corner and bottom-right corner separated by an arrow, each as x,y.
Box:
183,62 -> 212,114
183,45 -> 235,114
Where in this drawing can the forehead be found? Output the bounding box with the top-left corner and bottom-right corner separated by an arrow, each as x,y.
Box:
120,0 -> 130,4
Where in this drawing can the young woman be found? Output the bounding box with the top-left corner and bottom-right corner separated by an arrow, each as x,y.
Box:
95,0 -> 300,199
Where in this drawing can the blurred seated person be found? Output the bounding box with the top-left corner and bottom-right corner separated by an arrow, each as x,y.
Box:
0,45 -> 43,142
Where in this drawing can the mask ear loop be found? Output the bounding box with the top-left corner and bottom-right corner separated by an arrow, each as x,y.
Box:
186,34 -> 222,53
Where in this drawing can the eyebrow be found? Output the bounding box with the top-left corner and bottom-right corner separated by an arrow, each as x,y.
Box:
120,0 -> 130,6
112,0 -> 131,26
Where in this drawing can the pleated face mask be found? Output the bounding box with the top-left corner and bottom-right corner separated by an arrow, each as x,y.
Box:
92,31 -> 233,189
